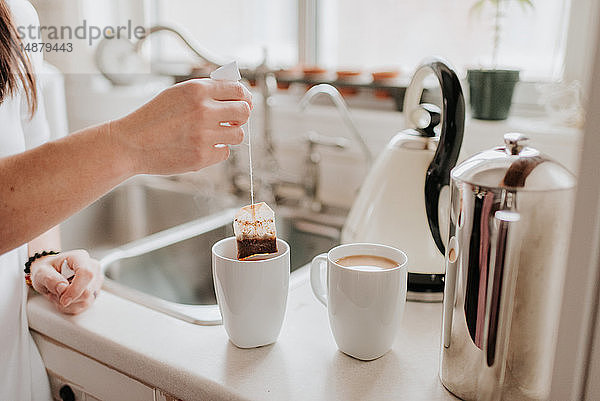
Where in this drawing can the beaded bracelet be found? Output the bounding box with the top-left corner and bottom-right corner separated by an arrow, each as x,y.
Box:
24,251 -> 59,287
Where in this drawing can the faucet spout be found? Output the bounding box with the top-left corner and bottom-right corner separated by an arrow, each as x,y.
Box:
299,84 -> 373,166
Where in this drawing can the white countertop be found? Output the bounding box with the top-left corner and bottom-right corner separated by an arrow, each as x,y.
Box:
28,266 -> 458,401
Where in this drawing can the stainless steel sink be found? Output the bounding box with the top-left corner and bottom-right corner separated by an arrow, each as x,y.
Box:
61,175 -> 343,324
99,207 -> 341,325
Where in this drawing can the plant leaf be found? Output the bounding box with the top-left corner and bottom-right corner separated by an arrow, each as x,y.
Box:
517,0 -> 534,11
470,0 -> 488,18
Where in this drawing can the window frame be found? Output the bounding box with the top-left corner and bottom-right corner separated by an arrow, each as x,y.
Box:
562,0 -> 599,89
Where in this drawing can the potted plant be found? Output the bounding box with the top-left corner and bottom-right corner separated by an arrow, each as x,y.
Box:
468,0 -> 533,120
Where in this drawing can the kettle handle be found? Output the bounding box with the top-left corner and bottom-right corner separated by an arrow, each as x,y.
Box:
405,58 -> 465,255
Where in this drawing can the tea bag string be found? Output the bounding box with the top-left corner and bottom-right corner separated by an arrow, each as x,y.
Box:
247,114 -> 255,215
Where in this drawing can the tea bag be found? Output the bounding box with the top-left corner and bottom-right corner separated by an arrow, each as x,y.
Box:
234,202 -> 278,260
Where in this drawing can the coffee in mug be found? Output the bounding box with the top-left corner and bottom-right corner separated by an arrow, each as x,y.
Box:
335,254 -> 399,271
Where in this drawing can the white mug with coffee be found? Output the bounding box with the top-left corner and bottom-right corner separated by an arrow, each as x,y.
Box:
310,243 -> 408,360
212,237 -> 290,348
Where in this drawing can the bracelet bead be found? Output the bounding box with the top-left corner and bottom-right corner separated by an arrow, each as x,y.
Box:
24,250 -> 59,274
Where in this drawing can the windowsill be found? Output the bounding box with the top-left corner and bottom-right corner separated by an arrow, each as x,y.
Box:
152,57 -> 563,116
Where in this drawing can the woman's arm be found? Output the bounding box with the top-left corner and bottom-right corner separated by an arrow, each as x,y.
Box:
1,123 -> 131,254
0,78 -> 252,254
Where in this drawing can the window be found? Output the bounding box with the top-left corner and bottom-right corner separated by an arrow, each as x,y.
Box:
317,0 -> 570,80
153,0 -> 298,66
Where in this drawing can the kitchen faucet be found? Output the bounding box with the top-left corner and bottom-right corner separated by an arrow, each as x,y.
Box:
299,84 -> 373,167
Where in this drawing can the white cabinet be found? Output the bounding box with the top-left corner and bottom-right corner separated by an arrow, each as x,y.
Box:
31,332 -> 181,401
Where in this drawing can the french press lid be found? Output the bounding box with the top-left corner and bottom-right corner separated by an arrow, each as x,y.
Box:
451,133 -> 575,191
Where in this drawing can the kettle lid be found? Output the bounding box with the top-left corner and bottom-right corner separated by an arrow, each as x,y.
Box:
451,133 -> 575,191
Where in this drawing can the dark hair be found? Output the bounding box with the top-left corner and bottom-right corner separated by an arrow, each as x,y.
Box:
0,0 -> 37,117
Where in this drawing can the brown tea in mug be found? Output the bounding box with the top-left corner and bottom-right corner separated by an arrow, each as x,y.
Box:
335,255 -> 399,271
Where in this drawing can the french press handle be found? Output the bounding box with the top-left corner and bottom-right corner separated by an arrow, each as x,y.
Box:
404,58 -> 465,255
479,205 -> 522,401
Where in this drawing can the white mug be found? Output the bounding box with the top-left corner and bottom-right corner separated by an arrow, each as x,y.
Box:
212,237 -> 290,348
311,243 -> 408,360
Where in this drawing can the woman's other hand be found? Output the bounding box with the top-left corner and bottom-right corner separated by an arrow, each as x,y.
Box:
30,250 -> 103,315
111,78 -> 253,176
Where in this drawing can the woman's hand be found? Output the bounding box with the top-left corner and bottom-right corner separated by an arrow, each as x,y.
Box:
111,78 -> 253,176
30,250 -> 103,315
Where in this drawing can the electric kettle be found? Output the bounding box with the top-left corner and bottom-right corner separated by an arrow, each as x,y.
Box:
341,58 -> 465,301
439,133 -> 576,401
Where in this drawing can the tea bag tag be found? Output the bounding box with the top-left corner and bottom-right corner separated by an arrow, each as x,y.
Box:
60,259 -> 75,282
210,61 -> 241,82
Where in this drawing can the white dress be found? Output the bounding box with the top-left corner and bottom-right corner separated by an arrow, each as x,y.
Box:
0,1 -> 53,399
